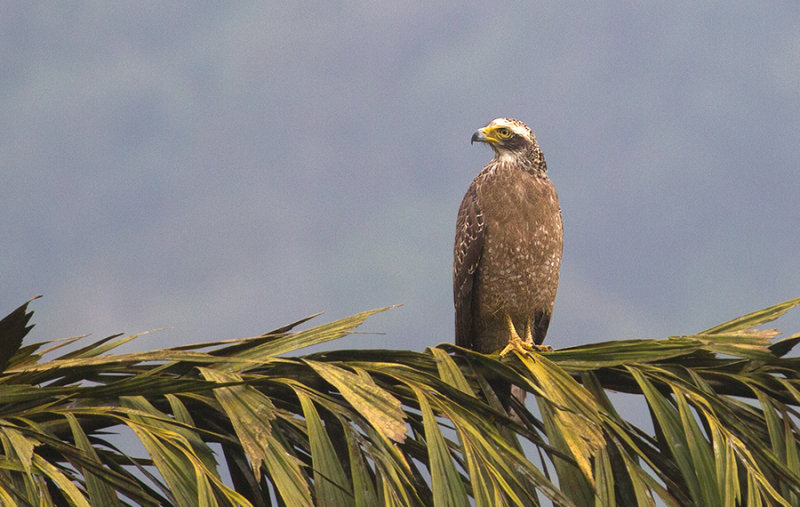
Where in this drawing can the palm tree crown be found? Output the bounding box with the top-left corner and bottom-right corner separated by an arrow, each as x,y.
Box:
1,296 -> 799,506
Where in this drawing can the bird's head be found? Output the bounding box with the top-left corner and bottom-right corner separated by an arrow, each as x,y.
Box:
471,118 -> 543,168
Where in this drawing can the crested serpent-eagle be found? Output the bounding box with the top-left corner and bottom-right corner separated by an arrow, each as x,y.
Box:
453,118 -> 563,357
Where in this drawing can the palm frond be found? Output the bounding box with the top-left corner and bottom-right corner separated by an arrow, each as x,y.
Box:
0,297 -> 799,505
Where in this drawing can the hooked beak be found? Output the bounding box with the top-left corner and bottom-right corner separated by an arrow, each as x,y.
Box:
471,128 -> 488,144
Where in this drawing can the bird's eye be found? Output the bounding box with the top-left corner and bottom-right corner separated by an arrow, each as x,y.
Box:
497,128 -> 512,139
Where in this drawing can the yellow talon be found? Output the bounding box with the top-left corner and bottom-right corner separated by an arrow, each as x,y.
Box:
499,315 -> 550,356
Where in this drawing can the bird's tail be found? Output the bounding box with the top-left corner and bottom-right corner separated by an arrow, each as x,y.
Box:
508,384 -> 527,425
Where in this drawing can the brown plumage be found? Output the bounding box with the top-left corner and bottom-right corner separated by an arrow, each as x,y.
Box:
453,118 -> 563,355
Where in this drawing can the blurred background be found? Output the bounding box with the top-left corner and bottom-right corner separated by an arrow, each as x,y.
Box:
4,3 -> 800,354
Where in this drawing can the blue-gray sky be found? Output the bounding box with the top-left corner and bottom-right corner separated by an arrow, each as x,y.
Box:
4,3 -> 800,353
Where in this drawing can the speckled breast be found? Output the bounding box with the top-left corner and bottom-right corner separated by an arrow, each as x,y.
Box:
474,165 -> 563,321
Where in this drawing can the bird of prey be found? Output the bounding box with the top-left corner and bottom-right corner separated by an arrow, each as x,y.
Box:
453,118 -> 563,357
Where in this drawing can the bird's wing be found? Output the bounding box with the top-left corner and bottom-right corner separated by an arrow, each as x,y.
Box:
453,183 -> 485,349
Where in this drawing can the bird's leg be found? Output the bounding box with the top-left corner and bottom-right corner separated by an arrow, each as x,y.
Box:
499,315 -> 549,356
499,314 -> 524,356
524,322 -> 552,352
523,322 -> 534,345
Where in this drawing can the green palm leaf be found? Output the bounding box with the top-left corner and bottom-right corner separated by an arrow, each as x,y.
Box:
0,296 -> 799,505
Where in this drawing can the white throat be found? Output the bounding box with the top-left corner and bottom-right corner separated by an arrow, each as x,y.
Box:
494,151 -> 518,164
